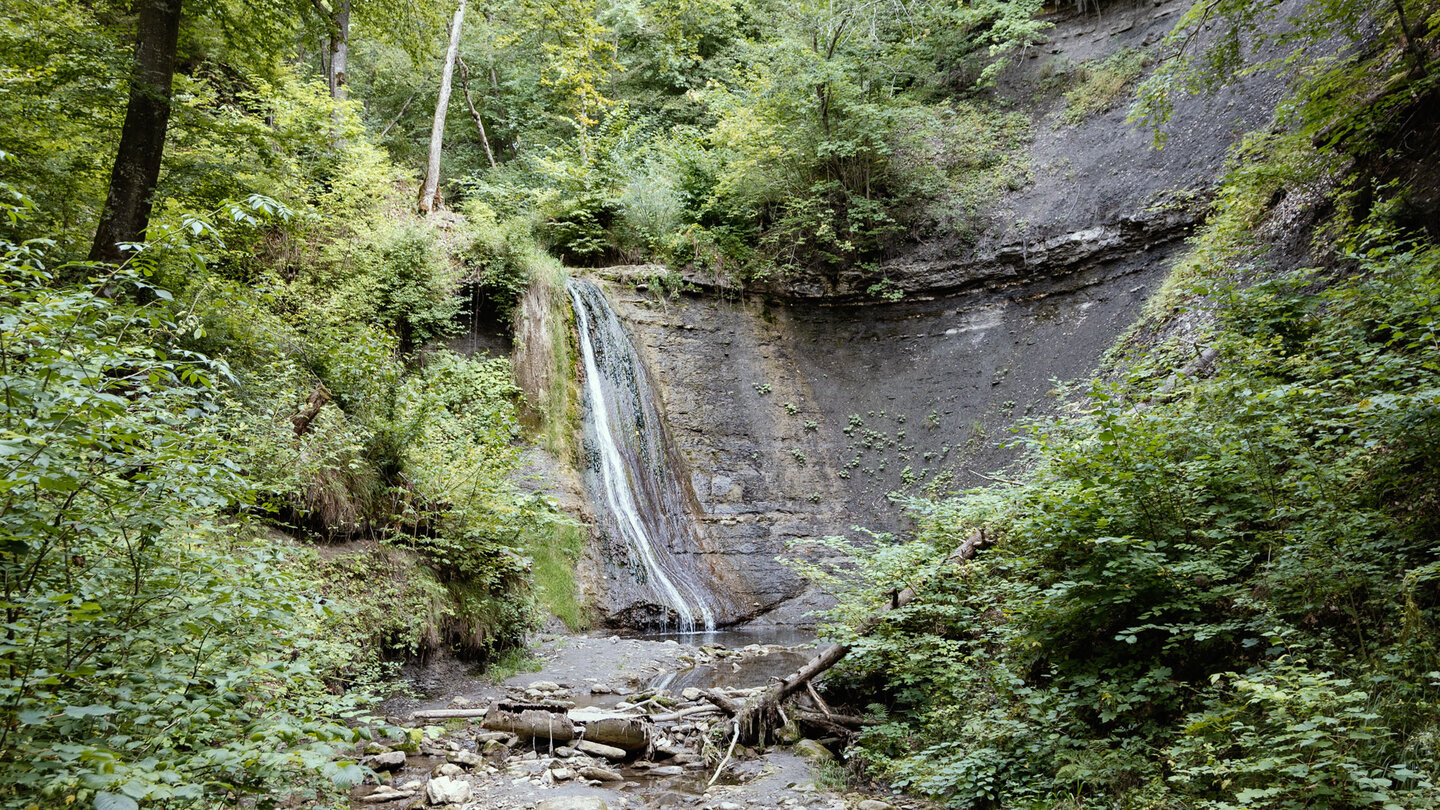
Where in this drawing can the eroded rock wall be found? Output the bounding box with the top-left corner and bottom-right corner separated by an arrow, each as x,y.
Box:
599,244 -> 1172,620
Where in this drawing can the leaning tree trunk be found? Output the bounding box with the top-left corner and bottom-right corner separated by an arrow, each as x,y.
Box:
418,0 -> 467,215
728,528 -> 992,745
458,57 -> 496,168
89,0 -> 183,264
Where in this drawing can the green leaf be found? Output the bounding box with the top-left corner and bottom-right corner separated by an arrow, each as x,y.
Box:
94,793 -> 138,810
64,704 -> 116,718
331,763 -> 365,786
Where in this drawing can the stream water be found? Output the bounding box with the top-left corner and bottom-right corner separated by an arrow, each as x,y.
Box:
568,278 -> 720,632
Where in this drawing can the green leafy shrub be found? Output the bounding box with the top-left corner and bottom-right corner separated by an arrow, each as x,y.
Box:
0,218 -> 380,808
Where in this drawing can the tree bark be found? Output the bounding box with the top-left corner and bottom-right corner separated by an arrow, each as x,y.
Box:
89,0 -> 183,264
291,384 -> 332,436
419,0 -> 467,215
457,57 -> 497,168
730,528 -> 991,745
481,702 -> 577,742
329,0 -> 351,98
311,0 -> 351,99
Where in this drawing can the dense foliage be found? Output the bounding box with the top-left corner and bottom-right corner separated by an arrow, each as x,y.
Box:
364,0 -> 1044,281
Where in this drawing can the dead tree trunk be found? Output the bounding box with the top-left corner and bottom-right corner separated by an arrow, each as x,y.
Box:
419,0 -> 467,214
291,384 -> 332,436
89,0 -> 183,264
730,528 -> 991,745
457,57 -> 497,168
481,702 -> 577,742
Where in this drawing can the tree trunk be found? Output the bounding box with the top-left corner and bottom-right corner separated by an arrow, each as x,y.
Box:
291,384 -> 332,436
310,0 -> 351,99
457,57 -> 497,168
419,0 -> 467,215
730,528 -> 992,745
330,0 -> 351,98
89,0 -> 183,264
1392,0 -> 1429,77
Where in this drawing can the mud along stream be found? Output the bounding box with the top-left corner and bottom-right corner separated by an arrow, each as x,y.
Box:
348,630 -> 916,810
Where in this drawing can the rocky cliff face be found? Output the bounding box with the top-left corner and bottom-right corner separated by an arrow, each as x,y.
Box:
598,241 -> 1175,622
537,0 -> 1302,626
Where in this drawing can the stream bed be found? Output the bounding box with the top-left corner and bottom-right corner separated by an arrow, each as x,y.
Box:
355,631 -> 918,810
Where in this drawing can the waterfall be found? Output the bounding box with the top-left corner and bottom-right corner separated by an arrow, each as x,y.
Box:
567,278 -> 717,631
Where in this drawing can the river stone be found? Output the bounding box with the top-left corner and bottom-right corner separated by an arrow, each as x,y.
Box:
776,718 -> 802,745
424,776 -> 470,805
650,765 -> 685,776
550,766 -> 576,781
433,763 -> 462,777
856,802 -> 894,810
681,687 -> 704,701
531,680 -> 561,692
369,750 -> 407,772
792,739 -> 834,763
446,750 -> 481,768
536,798 -> 611,810
575,739 -> 627,760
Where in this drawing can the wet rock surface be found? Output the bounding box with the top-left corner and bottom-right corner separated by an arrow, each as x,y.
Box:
356,634 -> 926,810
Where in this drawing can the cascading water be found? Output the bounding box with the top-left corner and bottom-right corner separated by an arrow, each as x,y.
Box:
567,278 -> 719,631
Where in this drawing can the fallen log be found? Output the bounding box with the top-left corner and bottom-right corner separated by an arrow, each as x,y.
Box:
699,689 -> 742,716
481,702 -> 577,743
648,705 -> 720,723
793,709 -> 869,740
581,716 -> 652,752
731,528 -> 991,745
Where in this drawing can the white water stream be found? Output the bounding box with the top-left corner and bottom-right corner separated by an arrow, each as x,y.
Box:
568,279 -> 716,631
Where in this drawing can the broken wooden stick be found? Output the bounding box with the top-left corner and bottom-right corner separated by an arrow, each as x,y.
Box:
730,528 -> 991,745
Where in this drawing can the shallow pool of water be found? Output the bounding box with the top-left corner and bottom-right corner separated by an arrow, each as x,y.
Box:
623,625 -> 815,648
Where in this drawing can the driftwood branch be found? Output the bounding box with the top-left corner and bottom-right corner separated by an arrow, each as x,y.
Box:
730,528 -> 992,745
